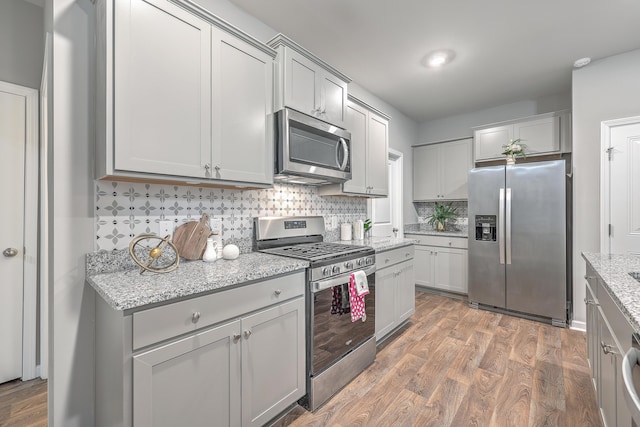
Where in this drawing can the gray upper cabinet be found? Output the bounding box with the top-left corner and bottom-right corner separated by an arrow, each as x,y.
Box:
413,138 -> 472,201
96,0 -> 276,187
268,34 -> 350,129
318,96 -> 390,197
473,111 -> 571,162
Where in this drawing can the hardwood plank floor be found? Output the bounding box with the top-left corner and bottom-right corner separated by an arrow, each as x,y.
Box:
0,378 -> 47,427
278,292 -> 602,427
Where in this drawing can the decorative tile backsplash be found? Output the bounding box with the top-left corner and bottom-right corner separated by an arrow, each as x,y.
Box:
95,181 -> 367,251
414,201 -> 468,225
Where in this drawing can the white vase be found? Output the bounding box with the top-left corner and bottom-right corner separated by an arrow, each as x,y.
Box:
506,155 -> 516,165
202,237 -> 218,262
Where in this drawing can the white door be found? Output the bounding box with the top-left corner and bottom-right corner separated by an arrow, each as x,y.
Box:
0,86 -> 26,383
370,149 -> 403,237
606,119 -> 640,255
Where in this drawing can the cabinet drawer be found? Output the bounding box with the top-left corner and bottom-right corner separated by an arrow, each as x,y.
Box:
376,245 -> 414,269
133,271 -> 305,350
406,234 -> 468,249
598,282 -> 634,351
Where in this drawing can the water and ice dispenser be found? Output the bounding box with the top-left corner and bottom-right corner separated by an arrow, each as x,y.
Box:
474,215 -> 497,241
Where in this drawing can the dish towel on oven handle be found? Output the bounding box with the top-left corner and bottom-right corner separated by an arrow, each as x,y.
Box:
353,270 -> 369,296
349,272 -> 367,322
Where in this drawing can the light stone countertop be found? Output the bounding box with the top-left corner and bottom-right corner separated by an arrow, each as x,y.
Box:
404,223 -> 468,238
582,252 -> 640,333
86,252 -> 308,312
335,236 -> 417,252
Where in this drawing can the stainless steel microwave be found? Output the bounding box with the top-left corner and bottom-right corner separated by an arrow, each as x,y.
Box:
274,108 -> 351,185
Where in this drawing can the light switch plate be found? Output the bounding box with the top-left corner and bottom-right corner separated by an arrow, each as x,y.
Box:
158,220 -> 174,238
209,217 -> 223,234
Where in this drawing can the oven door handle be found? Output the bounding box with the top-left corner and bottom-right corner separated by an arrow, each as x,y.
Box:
312,266 -> 376,293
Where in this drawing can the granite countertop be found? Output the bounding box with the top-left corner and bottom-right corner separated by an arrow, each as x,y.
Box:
582,252 -> 640,332
87,252 -> 309,312
336,236 -> 417,252
404,223 -> 468,238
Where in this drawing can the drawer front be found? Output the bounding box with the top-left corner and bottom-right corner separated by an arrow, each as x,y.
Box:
376,245 -> 414,269
598,282 -> 634,352
406,234 -> 468,249
133,271 -> 305,350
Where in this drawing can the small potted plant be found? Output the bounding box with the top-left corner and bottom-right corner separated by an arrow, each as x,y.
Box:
502,138 -> 527,164
428,202 -> 458,232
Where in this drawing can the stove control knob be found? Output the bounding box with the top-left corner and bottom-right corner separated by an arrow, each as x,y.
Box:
322,267 -> 331,276
332,265 -> 341,274
344,261 -> 354,269
366,257 -> 373,266
356,258 -> 364,267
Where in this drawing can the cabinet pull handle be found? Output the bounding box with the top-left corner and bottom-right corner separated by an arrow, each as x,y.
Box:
244,330 -> 252,339
191,311 -> 201,324
274,289 -> 282,296
601,341 -> 617,355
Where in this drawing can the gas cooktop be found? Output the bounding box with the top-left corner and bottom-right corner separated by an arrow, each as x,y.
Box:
261,241 -> 371,262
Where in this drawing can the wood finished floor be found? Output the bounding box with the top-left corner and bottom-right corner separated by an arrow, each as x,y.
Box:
0,378 -> 47,427
276,291 -> 602,427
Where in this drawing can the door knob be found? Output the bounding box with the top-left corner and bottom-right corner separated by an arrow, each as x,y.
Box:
3,248 -> 18,257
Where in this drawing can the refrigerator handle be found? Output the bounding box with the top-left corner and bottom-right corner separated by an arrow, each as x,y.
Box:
499,188 -> 505,265
506,188 -> 512,265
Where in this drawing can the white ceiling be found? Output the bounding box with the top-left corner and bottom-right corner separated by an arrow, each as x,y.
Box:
228,0 -> 640,123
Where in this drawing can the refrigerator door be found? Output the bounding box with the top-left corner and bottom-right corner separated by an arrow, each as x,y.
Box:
468,165 -> 506,308
505,160 -> 566,320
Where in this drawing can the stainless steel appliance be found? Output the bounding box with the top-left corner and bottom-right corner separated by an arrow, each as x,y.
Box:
468,160 -> 570,326
623,333 -> 640,427
274,108 -> 352,185
254,216 -> 376,411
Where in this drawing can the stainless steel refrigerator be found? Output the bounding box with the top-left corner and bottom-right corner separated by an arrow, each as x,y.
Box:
468,159 -> 570,326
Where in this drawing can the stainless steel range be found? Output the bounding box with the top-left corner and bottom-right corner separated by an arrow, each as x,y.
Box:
254,216 -> 376,411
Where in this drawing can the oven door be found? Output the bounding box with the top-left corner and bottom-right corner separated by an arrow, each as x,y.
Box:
276,108 -> 351,183
309,266 -> 375,376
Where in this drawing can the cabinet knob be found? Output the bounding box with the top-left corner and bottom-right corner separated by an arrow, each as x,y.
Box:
274,289 -> 282,296
191,311 -> 201,324
214,165 -> 221,171
385,258 -> 390,264
448,242 -> 452,246
233,333 -> 241,341
405,252 -> 411,257
584,275 -> 594,280
244,330 -> 252,339
204,163 -> 211,171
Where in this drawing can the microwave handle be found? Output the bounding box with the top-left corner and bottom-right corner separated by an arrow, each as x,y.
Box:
337,138 -> 349,171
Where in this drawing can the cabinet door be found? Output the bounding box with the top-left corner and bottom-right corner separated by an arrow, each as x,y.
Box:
319,72 -> 347,129
114,0 -> 211,177
133,320 -> 241,427
395,261 -> 415,324
413,145 -> 440,200
375,267 -> 397,341
599,308 -> 617,427
367,112 -> 389,196
212,28 -> 273,184
241,297 -> 305,427
433,247 -> 468,294
414,246 -> 435,287
513,116 -> 560,155
342,101 -> 368,194
474,125 -> 513,161
283,49 -> 319,117
440,139 -> 471,199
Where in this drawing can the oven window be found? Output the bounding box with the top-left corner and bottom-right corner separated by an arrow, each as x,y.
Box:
289,122 -> 349,172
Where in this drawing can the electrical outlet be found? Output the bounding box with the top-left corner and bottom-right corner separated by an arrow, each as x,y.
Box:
158,220 -> 174,239
209,217 -> 223,234
331,216 -> 338,230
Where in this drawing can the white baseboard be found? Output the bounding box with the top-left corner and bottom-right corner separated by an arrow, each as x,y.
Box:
570,320 -> 586,331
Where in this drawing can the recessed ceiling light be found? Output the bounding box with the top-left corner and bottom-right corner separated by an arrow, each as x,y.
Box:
573,57 -> 591,68
423,50 -> 456,68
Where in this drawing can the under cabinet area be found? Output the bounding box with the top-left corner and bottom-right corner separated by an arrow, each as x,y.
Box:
96,0 -> 276,187
408,234 -> 468,295
584,264 -> 633,427
413,138 -> 472,201
473,110 -> 571,162
318,96 -> 390,197
375,245 -> 415,341
268,34 -> 350,129
95,271 -> 306,427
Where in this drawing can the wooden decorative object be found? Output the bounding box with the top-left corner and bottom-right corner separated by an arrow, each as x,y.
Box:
172,214 -> 212,260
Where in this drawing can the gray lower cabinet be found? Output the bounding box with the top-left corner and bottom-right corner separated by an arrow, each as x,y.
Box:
375,246 -> 415,341
95,271 -> 306,427
585,265 -> 633,427
408,234 -> 468,294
